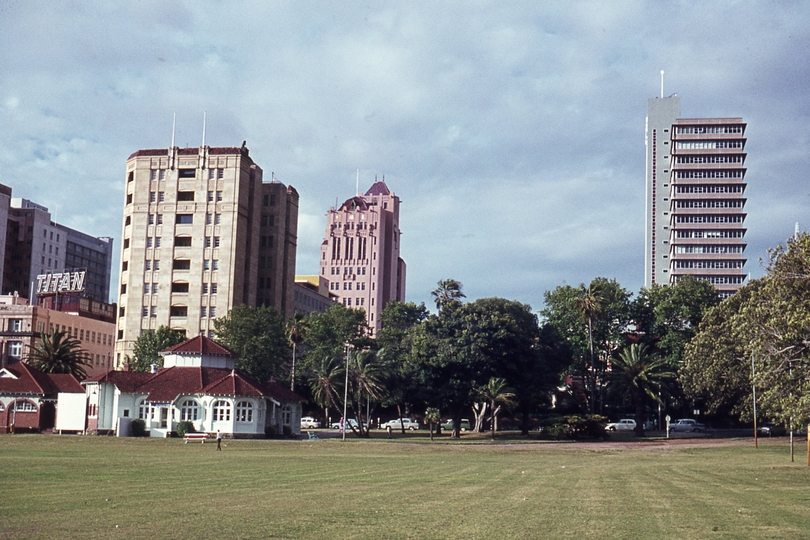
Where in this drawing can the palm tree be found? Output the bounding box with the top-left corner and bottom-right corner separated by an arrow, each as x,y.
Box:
27,330 -> 89,379
307,355 -> 345,427
477,377 -> 516,440
577,283 -> 605,412
609,343 -> 675,436
347,349 -> 388,437
431,279 -> 466,311
286,314 -> 305,391
425,407 -> 441,441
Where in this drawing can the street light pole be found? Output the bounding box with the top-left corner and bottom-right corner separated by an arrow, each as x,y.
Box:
342,343 -> 350,442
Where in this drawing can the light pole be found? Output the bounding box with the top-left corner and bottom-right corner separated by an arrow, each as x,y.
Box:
342,343 -> 350,442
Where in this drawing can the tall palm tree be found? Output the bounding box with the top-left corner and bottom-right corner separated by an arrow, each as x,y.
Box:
286,314 -> 305,391
348,349 -> 388,436
307,355 -> 345,427
27,330 -> 89,379
431,279 -> 466,311
577,283 -> 605,412
425,407 -> 441,441
609,343 -> 675,436
477,377 -> 516,440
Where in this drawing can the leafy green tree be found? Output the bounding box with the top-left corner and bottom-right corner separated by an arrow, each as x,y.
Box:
680,280 -> 763,419
542,278 -> 631,413
27,329 -> 89,379
632,276 -> 721,367
608,343 -> 675,435
131,326 -> 186,372
431,278 -> 466,311
214,305 -> 289,383
346,349 -> 388,437
476,377 -> 516,439
301,303 -> 369,373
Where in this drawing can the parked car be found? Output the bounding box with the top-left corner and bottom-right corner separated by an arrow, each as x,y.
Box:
605,419 -> 636,431
330,418 -> 368,430
300,417 -> 321,429
381,418 -> 420,430
440,419 -> 471,432
757,423 -> 786,437
668,419 -> 706,432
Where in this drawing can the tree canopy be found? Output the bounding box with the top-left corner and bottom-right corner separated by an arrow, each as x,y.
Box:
214,305 -> 289,383
27,329 -> 89,379
130,326 -> 186,372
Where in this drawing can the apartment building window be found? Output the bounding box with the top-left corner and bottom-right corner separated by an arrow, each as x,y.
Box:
146,238 -> 153,248
213,236 -> 220,248
205,237 -> 211,248
149,214 -> 154,225
122,261 -> 128,271
152,283 -> 159,294
204,260 -> 210,271
150,192 -> 156,203
200,307 -> 207,318
159,191 -> 164,202
178,168 -> 195,178
170,306 -> 188,317
126,194 -> 133,205
202,283 -> 208,294
153,260 -> 160,271
145,260 -> 151,271
150,170 -> 157,181
215,213 -> 221,225
171,283 -> 189,293
174,259 -> 191,270
216,191 -> 223,202
209,306 -> 217,317
212,260 -> 219,271
155,237 -> 161,248
207,191 -> 214,202
210,283 -> 217,295
142,307 -> 149,318
208,169 -> 215,180
177,191 -> 195,202
156,214 -> 163,225
206,213 -> 212,225
123,239 -> 130,249
217,168 -> 224,179
175,236 -> 192,247
9,319 -> 23,332
176,214 -> 193,225
150,306 -> 157,317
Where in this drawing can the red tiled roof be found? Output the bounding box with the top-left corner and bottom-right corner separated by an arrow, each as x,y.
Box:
263,380 -> 306,403
161,335 -> 235,356
365,181 -> 391,196
0,363 -> 83,396
84,370 -> 155,392
201,369 -> 266,398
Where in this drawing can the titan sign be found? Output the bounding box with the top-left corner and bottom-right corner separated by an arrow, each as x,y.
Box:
36,271 -> 86,294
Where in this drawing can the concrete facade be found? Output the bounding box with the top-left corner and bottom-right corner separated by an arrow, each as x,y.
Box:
319,180 -> 406,333
115,145 -> 298,366
3,195 -> 113,304
645,96 -> 748,296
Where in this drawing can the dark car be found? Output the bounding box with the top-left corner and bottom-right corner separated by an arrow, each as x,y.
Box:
757,423 -> 786,437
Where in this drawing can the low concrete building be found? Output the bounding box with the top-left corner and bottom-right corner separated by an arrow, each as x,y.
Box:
83,335 -> 304,438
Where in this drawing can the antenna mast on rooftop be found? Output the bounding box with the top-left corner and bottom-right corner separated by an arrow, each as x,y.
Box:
660,70 -> 665,99
169,112 -> 177,170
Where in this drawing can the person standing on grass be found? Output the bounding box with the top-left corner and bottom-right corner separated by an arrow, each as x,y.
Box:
387,425 -> 392,439
216,429 -> 222,451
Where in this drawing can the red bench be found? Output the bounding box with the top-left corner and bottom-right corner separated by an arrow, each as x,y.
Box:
183,432 -> 209,443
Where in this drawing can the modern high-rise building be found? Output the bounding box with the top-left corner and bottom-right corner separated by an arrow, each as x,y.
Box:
2,191 -> 113,304
319,180 -> 406,333
645,95 -> 748,297
115,144 -> 298,366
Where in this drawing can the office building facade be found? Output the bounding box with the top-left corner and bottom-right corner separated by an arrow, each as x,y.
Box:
2,195 -> 113,303
319,180 -> 406,333
115,145 -> 298,366
645,96 -> 747,297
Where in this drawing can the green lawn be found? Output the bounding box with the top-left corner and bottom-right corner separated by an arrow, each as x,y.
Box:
1,434 -> 808,539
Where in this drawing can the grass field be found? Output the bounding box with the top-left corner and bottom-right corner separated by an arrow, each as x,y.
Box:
1,434 -> 809,539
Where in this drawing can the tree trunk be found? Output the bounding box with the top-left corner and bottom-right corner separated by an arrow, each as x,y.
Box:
634,390 -> 646,437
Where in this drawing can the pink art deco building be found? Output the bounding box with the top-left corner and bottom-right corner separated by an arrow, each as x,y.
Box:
319,180 -> 406,333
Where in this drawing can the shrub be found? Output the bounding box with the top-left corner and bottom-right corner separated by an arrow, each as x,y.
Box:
282,425 -> 292,437
537,414 -> 607,440
130,419 -> 147,437
265,425 -> 277,438
176,421 -> 194,437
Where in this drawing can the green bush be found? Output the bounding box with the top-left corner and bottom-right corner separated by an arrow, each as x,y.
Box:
176,421 -> 194,437
265,425 -> 277,438
282,425 -> 292,437
537,414 -> 607,440
130,419 -> 147,437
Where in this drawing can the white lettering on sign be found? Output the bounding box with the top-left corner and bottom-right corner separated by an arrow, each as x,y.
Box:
35,271 -> 87,294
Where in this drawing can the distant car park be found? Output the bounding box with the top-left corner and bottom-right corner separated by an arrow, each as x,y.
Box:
331,419 -> 368,430
757,423 -> 786,437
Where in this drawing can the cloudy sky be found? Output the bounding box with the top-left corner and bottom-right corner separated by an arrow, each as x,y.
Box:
2,1 -> 808,311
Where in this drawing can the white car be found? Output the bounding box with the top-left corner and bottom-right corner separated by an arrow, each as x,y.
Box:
381,418 -> 420,430
300,417 -> 321,429
668,419 -> 706,432
605,419 -> 636,431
